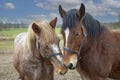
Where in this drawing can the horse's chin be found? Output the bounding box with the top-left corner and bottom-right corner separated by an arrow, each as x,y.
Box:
59,70 -> 67,75
69,67 -> 76,70
54,65 -> 68,75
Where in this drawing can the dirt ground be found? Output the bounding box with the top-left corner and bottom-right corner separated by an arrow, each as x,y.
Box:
0,52 -> 81,80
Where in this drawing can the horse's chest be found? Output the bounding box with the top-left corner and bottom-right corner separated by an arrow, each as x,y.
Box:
34,63 -> 53,78
79,52 -> 111,76
23,61 -> 54,80
41,64 -> 53,75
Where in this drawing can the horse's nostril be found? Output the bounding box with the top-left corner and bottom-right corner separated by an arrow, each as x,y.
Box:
68,63 -> 74,70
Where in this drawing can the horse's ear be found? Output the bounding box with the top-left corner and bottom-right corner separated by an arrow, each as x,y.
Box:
49,17 -> 57,29
59,5 -> 66,18
32,23 -> 41,36
77,3 -> 85,20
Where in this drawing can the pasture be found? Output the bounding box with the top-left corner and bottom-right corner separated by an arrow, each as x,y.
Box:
0,27 -> 81,80
0,28 -> 27,50
0,24 -> 119,80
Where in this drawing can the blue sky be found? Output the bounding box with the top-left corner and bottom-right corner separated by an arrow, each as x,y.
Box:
0,0 -> 120,24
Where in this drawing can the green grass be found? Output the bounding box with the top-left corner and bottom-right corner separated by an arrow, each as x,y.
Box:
0,28 -> 27,50
0,27 -> 61,50
0,25 -> 120,50
56,27 -> 61,33
108,26 -> 120,30
0,40 -> 13,49
0,28 -> 27,39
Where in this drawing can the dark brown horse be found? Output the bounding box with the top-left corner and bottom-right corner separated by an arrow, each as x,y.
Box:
13,17 -> 67,80
59,3 -> 120,80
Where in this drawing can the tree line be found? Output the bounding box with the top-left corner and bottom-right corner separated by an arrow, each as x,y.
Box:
0,21 -> 27,30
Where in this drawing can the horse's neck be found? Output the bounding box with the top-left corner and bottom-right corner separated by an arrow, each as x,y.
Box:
25,30 -> 52,65
25,39 -> 52,65
82,31 -> 108,53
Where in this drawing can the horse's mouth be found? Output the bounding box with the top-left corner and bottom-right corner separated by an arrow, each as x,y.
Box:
69,67 -> 76,70
59,70 -> 67,75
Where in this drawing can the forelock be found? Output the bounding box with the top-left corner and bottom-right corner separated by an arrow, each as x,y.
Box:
62,9 -> 78,30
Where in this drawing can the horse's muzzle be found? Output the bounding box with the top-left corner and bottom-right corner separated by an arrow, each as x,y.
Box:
68,63 -> 76,70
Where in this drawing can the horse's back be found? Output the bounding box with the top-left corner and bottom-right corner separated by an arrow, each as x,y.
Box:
13,32 -> 27,61
107,29 -> 120,79
111,29 -> 120,50
14,32 -> 27,47
13,32 -> 27,60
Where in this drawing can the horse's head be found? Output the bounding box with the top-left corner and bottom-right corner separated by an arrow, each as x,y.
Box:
59,3 -> 86,69
31,17 -> 67,74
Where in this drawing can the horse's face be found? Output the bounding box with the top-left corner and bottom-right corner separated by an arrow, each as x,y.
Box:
59,3 -> 85,69
61,23 -> 83,69
32,17 -> 67,75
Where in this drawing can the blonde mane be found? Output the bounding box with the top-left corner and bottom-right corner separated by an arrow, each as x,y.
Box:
27,20 -> 58,51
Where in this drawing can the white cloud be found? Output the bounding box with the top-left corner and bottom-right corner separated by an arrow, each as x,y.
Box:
83,1 -> 108,16
34,0 -> 120,17
0,13 -> 62,24
102,0 -> 120,8
4,2 -> 15,9
73,0 -> 120,17
28,13 -> 62,24
34,0 -> 82,10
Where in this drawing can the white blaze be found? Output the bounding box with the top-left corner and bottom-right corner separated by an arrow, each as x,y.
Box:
64,28 -> 69,47
51,44 -> 63,62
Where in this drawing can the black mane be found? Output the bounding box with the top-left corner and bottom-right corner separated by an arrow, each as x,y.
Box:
62,9 -> 108,40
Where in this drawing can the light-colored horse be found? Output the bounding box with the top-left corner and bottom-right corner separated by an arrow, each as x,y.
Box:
13,17 -> 67,80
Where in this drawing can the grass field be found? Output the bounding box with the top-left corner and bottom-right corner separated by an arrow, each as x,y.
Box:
0,26 -> 118,80
0,27 -> 61,38
0,27 -> 61,50
0,28 -> 27,39
0,24 -> 120,50
0,28 -> 27,50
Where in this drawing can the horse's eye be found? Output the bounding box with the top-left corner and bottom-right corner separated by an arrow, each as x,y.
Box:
75,32 -> 79,36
